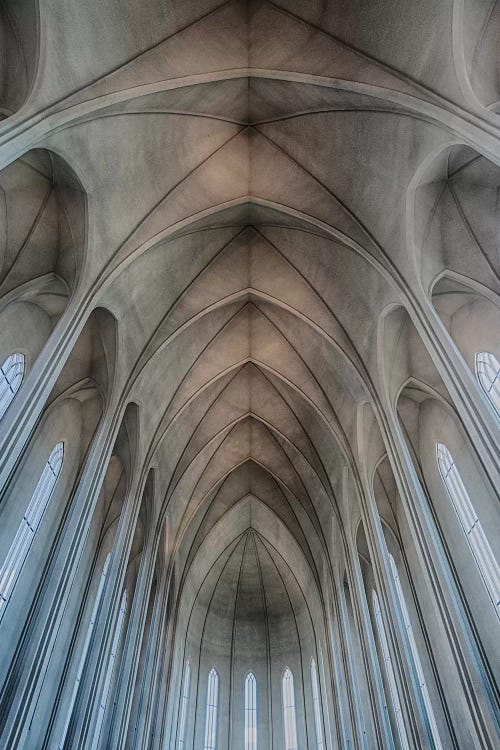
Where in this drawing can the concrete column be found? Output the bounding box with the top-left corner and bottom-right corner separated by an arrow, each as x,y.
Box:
71,470 -> 146,750
0,400 -> 120,749
106,534 -> 160,749
346,546 -> 396,750
380,402 -> 500,749
337,579 -> 372,749
354,469 -> 431,749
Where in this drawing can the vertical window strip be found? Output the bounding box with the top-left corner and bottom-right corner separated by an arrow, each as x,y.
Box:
58,554 -> 111,749
311,659 -> 324,750
372,590 -> 410,750
388,555 -> 442,749
0,441 -> 64,619
93,589 -> 127,744
282,667 -> 298,750
476,352 -> 500,417
437,443 -> 500,613
178,661 -> 191,749
244,672 -> 257,750
0,352 -> 25,420
204,668 -> 219,750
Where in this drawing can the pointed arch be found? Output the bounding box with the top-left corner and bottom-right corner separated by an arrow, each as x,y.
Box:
204,667 -> 219,750
244,671 -> 257,750
282,667 -> 298,750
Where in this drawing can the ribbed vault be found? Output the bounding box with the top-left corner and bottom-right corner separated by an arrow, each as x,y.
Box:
0,2 -> 498,749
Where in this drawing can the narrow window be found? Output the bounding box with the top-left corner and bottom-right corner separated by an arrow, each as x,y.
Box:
93,589 -> 127,744
437,443 -> 499,615
372,590 -> 410,750
59,554 -> 111,749
388,554 -> 442,749
204,667 -> 219,750
0,441 -> 64,620
476,351 -> 500,417
0,352 -> 25,420
244,672 -> 257,750
282,667 -> 298,750
310,659 -> 324,750
178,661 -> 191,749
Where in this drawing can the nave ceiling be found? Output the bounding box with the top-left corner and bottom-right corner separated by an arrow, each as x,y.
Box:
0,2 -> 499,747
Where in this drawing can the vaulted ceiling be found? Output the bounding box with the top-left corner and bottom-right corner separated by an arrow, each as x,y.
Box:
2,0 -> 499,649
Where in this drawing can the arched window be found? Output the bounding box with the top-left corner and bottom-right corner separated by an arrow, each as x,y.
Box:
58,554 -> 111,749
178,661 -> 191,749
372,590 -> 410,750
244,672 -> 257,750
0,352 -> 25,420
437,443 -> 499,615
204,667 -> 219,750
93,589 -> 127,744
0,441 -> 64,620
388,554 -> 442,749
476,352 -> 500,417
310,659 -> 324,750
282,667 -> 298,750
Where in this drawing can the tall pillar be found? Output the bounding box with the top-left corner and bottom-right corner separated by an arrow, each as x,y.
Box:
0,400 -> 120,749
379,398 -> 500,749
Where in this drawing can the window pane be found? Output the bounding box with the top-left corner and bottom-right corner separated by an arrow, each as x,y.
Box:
178,661 -> 191,748
244,672 -> 257,750
311,659 -> 324,750
476,351 -> 500,417
0,442 -> 64,620
437,443 -> 500,615
0,352 -> 25,420
282,667 -> 298,750
204,668 -> 219,750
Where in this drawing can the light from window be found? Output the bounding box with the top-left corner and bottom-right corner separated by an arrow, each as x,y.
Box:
372,590 -> 410,750
0,441 -> 63,620
0,352 -> 25,420
476,352 -> 500,417
388,554 -> 442,749
93,588 -> 127,744
282,667 -> 298,750
58,554 -> 111,749
437,443 -> 499,615
204,668 -> 219,750
310,659 -> 324,750
178,661 -> 191,749
244,672 -> 257,750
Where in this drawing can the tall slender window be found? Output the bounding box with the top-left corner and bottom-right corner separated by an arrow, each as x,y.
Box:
244,672 -> 257,750
204,667 -> 219,750
437,443 -> 499,615
310,659 -> 324,750
372,590 -> 410,750
476,352 -> 500,417
0,352 -> 25,420
178,661 -> 191,749
93,589 -> 127,744
0,441 -> 64,620
282,667 -> 298,750
388,554 -> 442,749
59,554 -> 111,749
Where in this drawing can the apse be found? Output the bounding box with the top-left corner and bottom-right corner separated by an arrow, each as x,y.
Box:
0,3 -> 498,750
